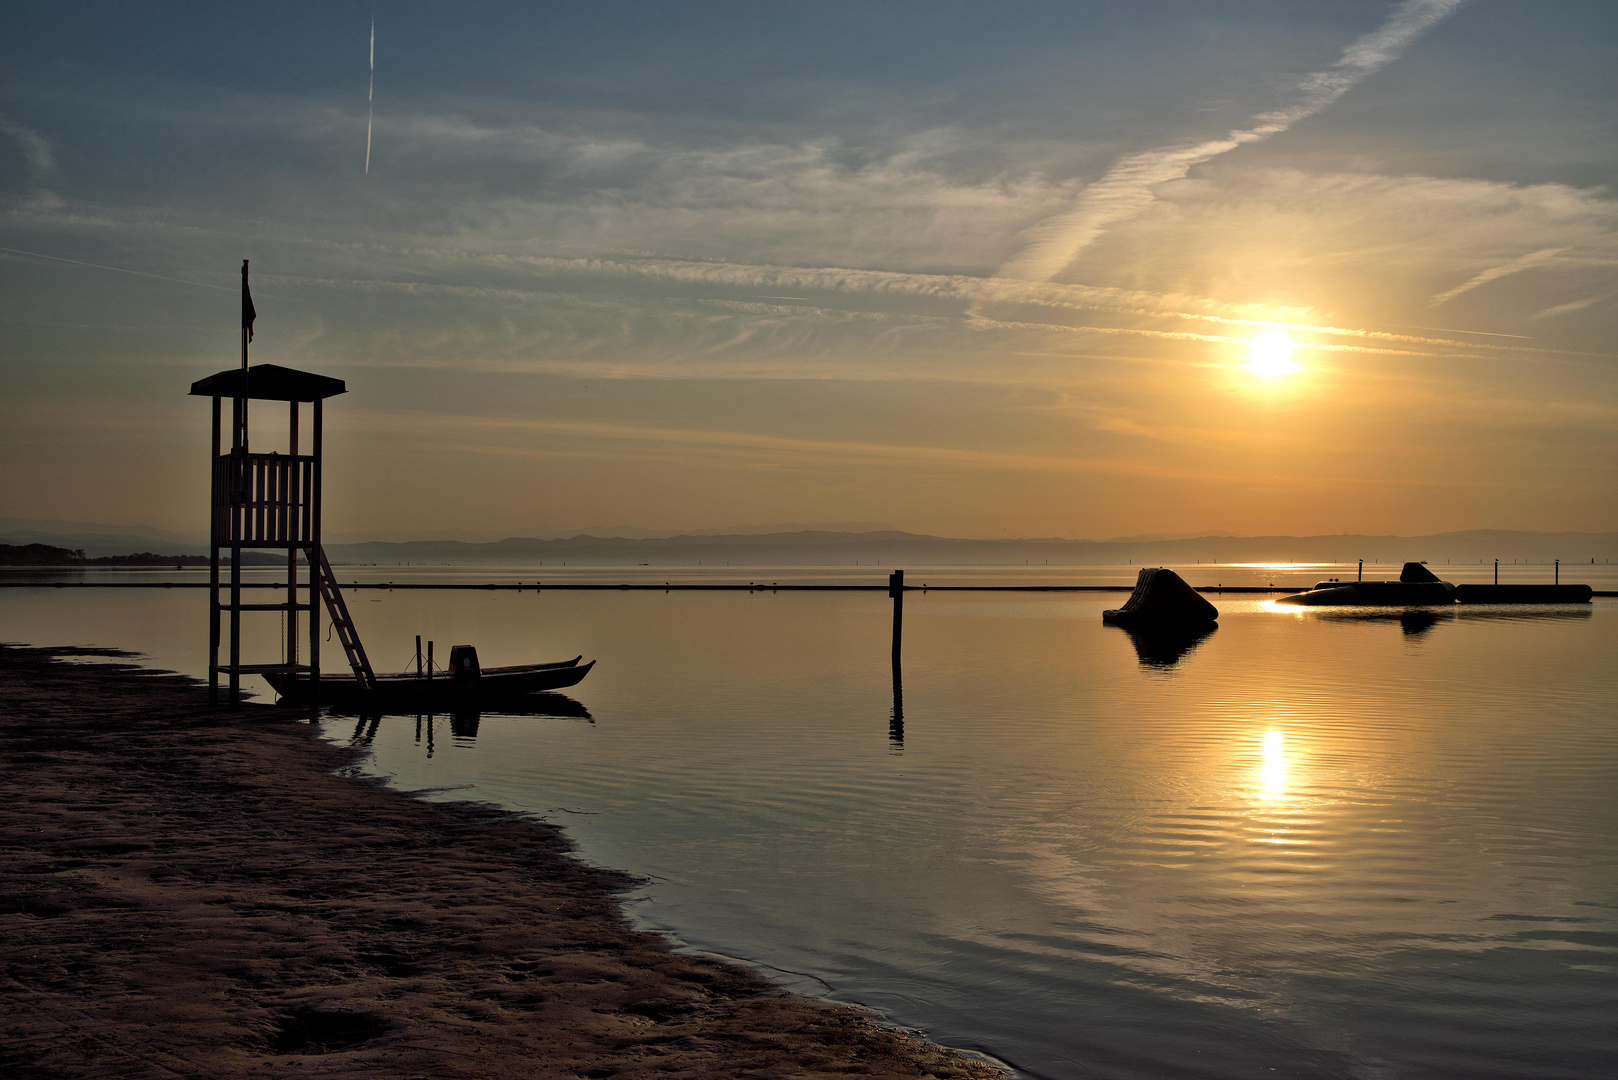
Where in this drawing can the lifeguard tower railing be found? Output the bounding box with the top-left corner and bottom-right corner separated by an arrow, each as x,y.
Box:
190,363 -> 371,704
212,452 -> 316,546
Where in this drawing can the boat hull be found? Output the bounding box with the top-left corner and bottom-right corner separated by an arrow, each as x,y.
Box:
264,658 -> 594,707
1275,582 -> 1456,607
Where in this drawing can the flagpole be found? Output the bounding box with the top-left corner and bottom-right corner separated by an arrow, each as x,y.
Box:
240,259 -> 251,452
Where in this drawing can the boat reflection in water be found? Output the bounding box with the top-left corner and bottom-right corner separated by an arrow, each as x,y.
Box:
1296,604 -> 1591,639
1314,607 -> 1450,637
332,693 -> 593,757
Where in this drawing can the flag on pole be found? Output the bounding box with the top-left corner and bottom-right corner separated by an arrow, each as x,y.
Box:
241,260 -> 256,343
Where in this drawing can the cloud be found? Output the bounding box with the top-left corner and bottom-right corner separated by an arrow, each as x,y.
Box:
0,112 -> 61,209
1022,166 -> 1618,332
999,0 -> 1470,281
347,408 -> 1269,486
0,112 -> 58,180
1427,246 -> 1566,307
321,111 -> 1079,273
471,252 -> 1304,320
9,166 -> 1611,388
313,247 -> 1607,362
1529,295 -> 1609,320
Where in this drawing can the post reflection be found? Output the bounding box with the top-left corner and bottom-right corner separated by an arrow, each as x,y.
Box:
416,713 -> 435,758
350,713 -> 382,745
889,661 -> 904,753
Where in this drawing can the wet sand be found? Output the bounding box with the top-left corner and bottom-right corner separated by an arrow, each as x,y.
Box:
1,645 -> 1003,1080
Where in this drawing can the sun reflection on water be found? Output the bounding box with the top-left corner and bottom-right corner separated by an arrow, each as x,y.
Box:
1259,729 -> 1288,800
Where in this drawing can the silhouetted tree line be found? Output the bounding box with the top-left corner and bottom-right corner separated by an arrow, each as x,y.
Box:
0,543 -> 279,567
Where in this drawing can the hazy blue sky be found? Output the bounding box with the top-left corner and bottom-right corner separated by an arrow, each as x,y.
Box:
2,1 -> 1614,539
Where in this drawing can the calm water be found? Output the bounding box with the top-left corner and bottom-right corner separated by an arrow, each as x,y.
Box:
5,565 -> 1616,1079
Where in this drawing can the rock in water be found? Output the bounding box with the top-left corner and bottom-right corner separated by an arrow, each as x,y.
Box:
1103,568 -> 1219,627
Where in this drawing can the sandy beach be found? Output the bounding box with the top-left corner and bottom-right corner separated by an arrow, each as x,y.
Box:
1,644 -> 1002,1080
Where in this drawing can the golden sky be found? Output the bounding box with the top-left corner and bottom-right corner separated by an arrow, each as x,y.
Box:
2,1 -> 1614,540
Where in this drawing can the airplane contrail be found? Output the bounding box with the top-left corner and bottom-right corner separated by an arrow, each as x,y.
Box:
1427,247 -> 1565,307
0,245 -> 236,292
1000,0 -> 1470,281
365,20 -> 374,174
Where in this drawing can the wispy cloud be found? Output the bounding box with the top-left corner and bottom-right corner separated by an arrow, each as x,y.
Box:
10,184 -> 1609,378
1530,294 -> 1609,320
999,0 -> 1470,281
349,409 -> 1271,486
1428,246 -> 1566,306
474,253 -> 1306,320
0,112 -> 58,179
960,313 -> 1498,364
290,251 -> 1607,360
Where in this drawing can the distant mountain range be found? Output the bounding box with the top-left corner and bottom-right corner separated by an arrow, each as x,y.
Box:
324,529 -> 1614,567
519,521 -> 902,540
0,518 -> 897,555
4,518 -> 1612,566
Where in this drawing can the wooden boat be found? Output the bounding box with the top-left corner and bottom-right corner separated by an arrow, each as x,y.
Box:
264,653 -> 594,707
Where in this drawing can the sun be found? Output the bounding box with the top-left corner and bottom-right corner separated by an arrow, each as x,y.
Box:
1242,329 -> 1302,379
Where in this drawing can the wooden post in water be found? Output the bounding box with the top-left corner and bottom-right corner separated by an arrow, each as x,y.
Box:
1357,559 -> 1363,582
1555,559 -> 1559,585
416,635 -> 423,676
1494,559 -> 1499,585
888,569 -> 904,750
889,569 -> 904,667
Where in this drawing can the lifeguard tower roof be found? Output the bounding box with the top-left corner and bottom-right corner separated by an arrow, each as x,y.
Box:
189,363 -> 346,402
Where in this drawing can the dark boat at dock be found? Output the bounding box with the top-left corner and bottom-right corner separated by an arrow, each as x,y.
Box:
264,650 -> 594,707
1277,562 -> 1592,607
1276,562 -> 1456,606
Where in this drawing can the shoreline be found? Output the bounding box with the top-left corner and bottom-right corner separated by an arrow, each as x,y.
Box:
1,644 -> 1005,1079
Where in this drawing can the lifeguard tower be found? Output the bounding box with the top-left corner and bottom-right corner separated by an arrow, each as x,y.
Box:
190,261 -> 375,705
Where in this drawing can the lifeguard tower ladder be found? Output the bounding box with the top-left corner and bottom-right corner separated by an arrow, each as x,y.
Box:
190,288 -> 374,704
